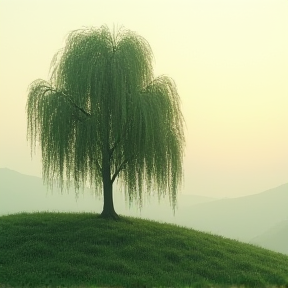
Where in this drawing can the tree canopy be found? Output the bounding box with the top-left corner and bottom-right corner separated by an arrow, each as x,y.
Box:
27,25 -> 185,217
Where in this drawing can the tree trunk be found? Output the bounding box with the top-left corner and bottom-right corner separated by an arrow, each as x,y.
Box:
99,147 -> 119,220
100,173 -> 119,220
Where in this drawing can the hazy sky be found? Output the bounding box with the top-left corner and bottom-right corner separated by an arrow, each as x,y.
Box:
0,0 -> 287,197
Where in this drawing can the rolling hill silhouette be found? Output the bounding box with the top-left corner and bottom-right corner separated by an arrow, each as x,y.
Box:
250,219 -> 288,254
0,168 -> 216,217
171,182 -> 288,244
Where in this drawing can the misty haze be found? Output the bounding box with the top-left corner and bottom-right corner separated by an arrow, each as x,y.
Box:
1,0 -> 288,287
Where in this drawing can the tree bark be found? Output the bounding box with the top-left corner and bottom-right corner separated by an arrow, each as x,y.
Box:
100,171 -> 119,220
99,145 -> 119,220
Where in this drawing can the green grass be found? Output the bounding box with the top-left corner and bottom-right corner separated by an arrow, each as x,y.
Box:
1,212 -> 288,288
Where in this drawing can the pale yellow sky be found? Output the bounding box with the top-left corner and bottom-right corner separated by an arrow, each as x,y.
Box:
0,0 -> 287,197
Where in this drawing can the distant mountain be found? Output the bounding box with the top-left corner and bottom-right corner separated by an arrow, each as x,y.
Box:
250,220 -> 288,255
0,168 -> 215,218
170,182 -> 288,243
1,168 -> 287,255
0,168 -> 114,215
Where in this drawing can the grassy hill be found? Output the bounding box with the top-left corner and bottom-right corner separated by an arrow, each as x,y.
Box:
1,212 -> 288,288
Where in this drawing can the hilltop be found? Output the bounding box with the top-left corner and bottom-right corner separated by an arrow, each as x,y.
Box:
1,212 -> 288,287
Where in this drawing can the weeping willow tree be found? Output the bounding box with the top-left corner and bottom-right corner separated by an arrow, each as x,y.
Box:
27,25 -> 185,219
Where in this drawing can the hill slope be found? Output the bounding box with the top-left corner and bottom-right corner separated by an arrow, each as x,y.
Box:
1,212 -> 288,287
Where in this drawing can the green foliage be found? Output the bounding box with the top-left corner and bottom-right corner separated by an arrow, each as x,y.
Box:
1,212 -> 288,287
26,25 -> 184,209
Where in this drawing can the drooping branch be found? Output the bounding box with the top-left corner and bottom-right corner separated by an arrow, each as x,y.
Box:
44,86 -> 92,118
109,137 -> 121,160
66,95 -> 91,118
109,120 -> 130,160
111,156 -> 133,184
